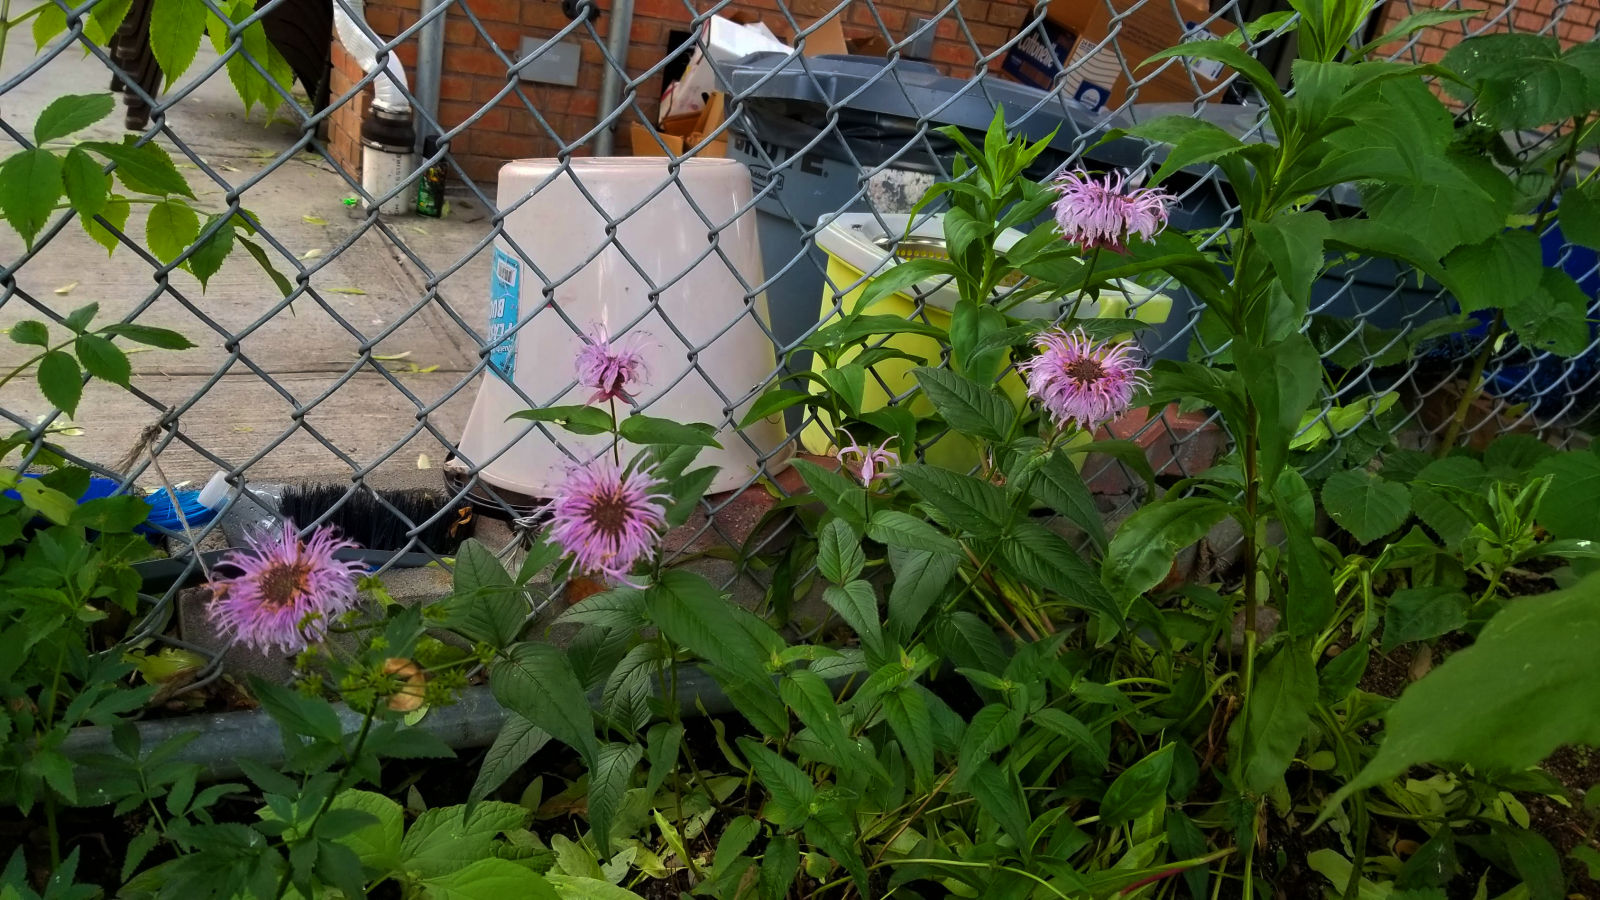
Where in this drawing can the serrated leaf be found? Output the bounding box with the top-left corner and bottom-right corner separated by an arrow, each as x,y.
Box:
150,0 -> 207,88
1322,468 -> 1411,544
1534,451 -> 1600,541
468,714 -> 549,806
738,739 -> 813,828
999,520 -> 1121,622
60,148 -> 108,219
618,415 -> 721,448
188,213 -> 235,288
0,148 -> 64,248
882,687 -> 934,790
587,742 -> 642,856
912,366 -> 1014,441
789,458 -> 867,531
82,194 -> 130,254
895,464 -> 1010,538
1506,268 -> 1592,357
10,321 -> 49,347
37,350 -> 83,416
1382,586 -> 1469,654
490,643 -> 598,767
886,546 -> 958,641
34,93 -> 115,144
1559,181 -> 1600,252
822,581 -> 883,657
402,804 -> 534,880
1103,497 -> 1229,607
866,509 -> 959,554
74,333 -> 130,386
1443,229 -> 1542,315
145,199 -> 199,264
816,518 -> 865,584
81,138 -> 194,197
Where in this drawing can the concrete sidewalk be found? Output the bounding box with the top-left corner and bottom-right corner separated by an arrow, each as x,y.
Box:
0,26 -> 499,490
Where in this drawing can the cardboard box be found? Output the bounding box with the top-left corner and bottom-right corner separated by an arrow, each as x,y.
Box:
632,91 -> 727,157
1001,0 -> 1233,112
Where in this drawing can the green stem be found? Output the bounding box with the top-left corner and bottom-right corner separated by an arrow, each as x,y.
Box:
1064,245 -> 1104,324
608,397 -> 620,466
272,701 -> 379,899
1239,394 -> 1263,900
44,794 -> 60,869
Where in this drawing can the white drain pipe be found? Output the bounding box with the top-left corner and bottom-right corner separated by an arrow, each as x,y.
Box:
335,0 -> 415,214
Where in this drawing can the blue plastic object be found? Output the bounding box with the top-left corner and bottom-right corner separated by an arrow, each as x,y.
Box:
4,474 -> 219,535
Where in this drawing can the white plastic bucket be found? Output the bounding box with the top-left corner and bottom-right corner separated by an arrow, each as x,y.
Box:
455,157 -> 789,497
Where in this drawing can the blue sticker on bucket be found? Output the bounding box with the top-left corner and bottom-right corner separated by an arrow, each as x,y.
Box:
488,248 -> 519,377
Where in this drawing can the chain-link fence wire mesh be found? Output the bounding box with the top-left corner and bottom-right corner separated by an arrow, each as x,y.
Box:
2,0 -> 1596,674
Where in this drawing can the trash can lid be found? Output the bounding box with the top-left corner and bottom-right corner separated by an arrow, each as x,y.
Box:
723,52 -> 1148,168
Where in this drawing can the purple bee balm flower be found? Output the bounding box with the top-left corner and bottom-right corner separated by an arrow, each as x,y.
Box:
207,521 -> 367,655
837,430 -> 898,487
574,325 -> 649,405
1051,170 -> 1174,254
1017,328 -> 1147,432
548,457 -> 670,585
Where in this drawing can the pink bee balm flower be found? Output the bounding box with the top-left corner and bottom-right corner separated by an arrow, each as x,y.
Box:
548,457 -> 670,584
1017,328 -> 1147,432
1051,170 -> 1174,254
837,430 -> 898,487
207,521 -> 367,655
574,325 -> 649,405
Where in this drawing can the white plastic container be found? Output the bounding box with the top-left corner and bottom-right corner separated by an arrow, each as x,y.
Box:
455,157 -> 789,497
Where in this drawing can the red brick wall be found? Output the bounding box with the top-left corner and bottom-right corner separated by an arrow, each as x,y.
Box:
326,0 -> 1035,185
1374,0 -> 1596,62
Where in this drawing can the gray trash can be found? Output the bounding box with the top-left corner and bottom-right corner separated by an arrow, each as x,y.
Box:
722,52 -> 1153,355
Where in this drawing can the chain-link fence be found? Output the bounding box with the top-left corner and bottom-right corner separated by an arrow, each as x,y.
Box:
2,0 -> 1596,677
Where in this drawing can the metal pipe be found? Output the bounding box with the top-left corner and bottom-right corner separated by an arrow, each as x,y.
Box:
414,0 -> 449,151
62,668 -> 742,793
593,0 -> 636,156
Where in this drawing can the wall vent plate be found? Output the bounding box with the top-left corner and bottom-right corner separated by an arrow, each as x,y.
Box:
517,37 -> 581,86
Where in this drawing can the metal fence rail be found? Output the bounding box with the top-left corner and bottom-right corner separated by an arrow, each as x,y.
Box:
1,0 -> 1596,674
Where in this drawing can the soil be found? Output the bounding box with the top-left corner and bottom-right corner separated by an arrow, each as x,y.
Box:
1526,746 -> 1600,896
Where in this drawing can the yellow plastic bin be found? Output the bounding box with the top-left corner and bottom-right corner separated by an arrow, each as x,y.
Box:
801,213 -> 1172,471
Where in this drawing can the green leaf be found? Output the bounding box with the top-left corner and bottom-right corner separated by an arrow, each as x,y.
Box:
1275,468 -> 1335,637
760,833 -> 800,900
895,464 -> 1010,538
1250,210 -> 1329,314
1319,643 -> 1369,705
145,199 -> 199,264
967,760 -> 1031,854
34,93 -> 115,144
740,388 -> 809,427
557,587 -> 646,631
1335,574 -> 1600,807
1237,333 -> 1322,482
646,569 -> 778,689
1322,468 -> 1411,544
848,257 -> 963,313
10,321 -> 49,347
886,547 -> 959,641
822,581 -> 883,657
150,0 -> 208,88
958,703 -> 1023,778
1357,8 -> 1481,54
490,643 -> 599,767
1507,268 -> 1592,357
1238,645 -> 1316,794
738,739 -> 814,828
37,350 -> 83,416
1483,433 -> 1555,474
1103,497 -> 1229,608
82,194 -> 130,255
99,322 -> 195,349
237,235 -> 294,297
87,0 -> 136,44
999,520 -> 1122,622
438,539 -> 526,649
1533,452 -> 1600,540
81,138 -> 193,198
74,333 -> 130,386
1145,40 -> 1286,119
882,687 -> 935,790
1019,450 -> 1107,552
506,404 -> 613,436
1146,119 -> 1254,186
1382,586 -> 1469,654
1166,811 -> 1211,899
789,458 -> 868,531
867,509 -> 960,554
1443,229 -> 1543,315
1558,181 -> 1600,252
468,714 -> 549,806
33,1 -> 67,48
422,855 -> 558,899
587,742 -> 642,856
912,366 -> 1014,442
781,670 -> 877,777
327,790 -> 403,871
817,518 -> 865,584
60,147 -> 108,219
1444,33 -> 1591,130
1033,708 -> 1107,770
16,477 -> 77,525
0,148 -> 64,248
251,677 -> 343,744
1099,743 -> 1174,827
618,415 -> 721,448
188,214 -> 235,289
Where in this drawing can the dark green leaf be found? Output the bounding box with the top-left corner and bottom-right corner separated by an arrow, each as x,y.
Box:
251,678 -> 343,744
468,714 -> 549,806
739,739 -> 813,828
999,520 -> 1121,622
789,458 -> 868,532
619,415 -> 722,448
1019,450 -> 1106,552
438,539 -> 525,649
967,760 -> 1031,854
0,148 -> 64,248
866,509 -> 959,554
1249,210 -> 1329,312
1507,268 -> 1592,357
759,834 -> 799,900
587,742 -> 642,856
81,139 -> 194,197
817,518 -> 865,584
74,333 -> 130,386
1319,643 -> 1370,705
236,235 -> 294,297
645,569 -> 780,690
886,546 -> 959,641
822,581 -> 883,657
1382,586 -> 1470,654
490,643 -> 599,767
882,687 -> 935,791
958,703 -> 1023,777
1144,119 -> 1254,186
505,404 -> 613,435
1275,468 -> 1335,637
34,93 -> 115,143
896,463 -> 1010,538
1103,497 -> 1229,608
1443,229 -> 1543,315
1322,468 -> 1411,544
1238,333 -> 1322,482
1100,744 -> 1174,827
740,388 -> 810,427
37,350 -> 83,416
60,147 -> 108,219
1238,645 -> 1316,794
10,320 -> 49,347
99,322 -> 195,349
912,366 -> 1014,442
1167,811 -> 1210,899
1533,451 -> 1600,540
1558,181 -> 1600,252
